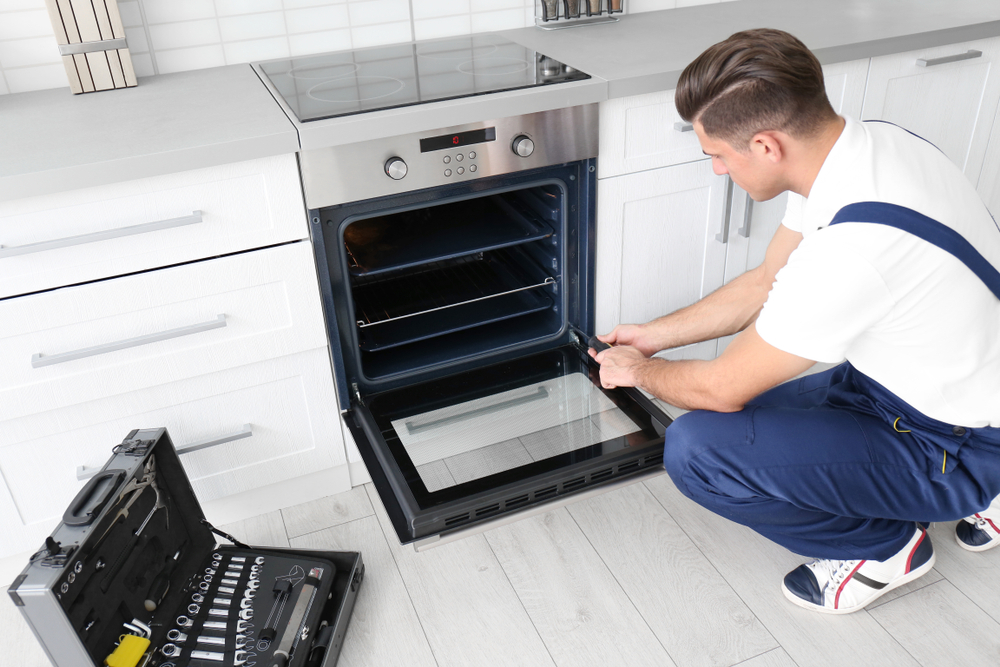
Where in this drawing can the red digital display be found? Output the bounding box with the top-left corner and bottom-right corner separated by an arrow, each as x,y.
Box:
420,127 -> 497,152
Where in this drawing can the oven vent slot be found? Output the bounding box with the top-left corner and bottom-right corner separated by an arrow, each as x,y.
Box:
562,476 -> 586,492
617,460 -> 640,475
505,494 -> 530,509
475,503 -> 501,518
643,455 -> 662,467
534,485 -> 558,500
444,512 -> 471,527
590,468 -> 613,483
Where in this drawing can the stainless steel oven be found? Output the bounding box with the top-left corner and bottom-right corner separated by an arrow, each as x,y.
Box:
300,104 -> 671,547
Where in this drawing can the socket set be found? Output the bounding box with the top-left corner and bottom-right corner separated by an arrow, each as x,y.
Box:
9,428 -> 363,667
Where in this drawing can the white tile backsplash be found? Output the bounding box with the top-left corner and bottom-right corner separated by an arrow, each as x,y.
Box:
0,0 -> 741,94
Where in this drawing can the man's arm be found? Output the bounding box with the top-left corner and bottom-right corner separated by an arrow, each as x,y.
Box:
590,322 -> 815,412
600,224 -> 804,356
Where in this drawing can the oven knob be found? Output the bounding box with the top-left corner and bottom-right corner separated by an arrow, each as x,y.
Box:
512,135 -> 534,158
384,157 -> 407,180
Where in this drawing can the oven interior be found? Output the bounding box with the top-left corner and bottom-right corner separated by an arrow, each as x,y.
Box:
313,161 -> 594,403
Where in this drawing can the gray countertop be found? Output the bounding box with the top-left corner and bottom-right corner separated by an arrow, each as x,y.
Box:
3,0 -> 1000,202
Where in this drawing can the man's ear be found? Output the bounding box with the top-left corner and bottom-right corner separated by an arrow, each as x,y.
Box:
751,131 -> 784,163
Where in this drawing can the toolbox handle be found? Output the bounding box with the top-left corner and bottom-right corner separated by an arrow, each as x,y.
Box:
63,469 -> 126,526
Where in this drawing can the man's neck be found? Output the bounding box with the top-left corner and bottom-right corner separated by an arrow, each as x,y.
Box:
790,116 -> 847,198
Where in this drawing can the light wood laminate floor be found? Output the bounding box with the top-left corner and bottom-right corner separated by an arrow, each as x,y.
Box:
5,475 -> 1000,667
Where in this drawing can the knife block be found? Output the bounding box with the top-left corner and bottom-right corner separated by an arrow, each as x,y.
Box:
43,0 -> 138,94
535,0 -> 625,29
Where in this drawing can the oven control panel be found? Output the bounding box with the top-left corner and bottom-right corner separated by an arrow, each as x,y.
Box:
298,105 -> 598,209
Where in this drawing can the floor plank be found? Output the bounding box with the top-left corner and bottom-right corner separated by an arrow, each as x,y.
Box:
923,519 -> 1000,623
868,579 -> 1000,666
366,486 -> 556,667
217,509 -> 289,547
567,482 -> 778,667
643,475 -> 920,667
289,516 -> 437,667
0,586 -> 51,667
735,648 -> 800,667
280,485 -> 374,539
485,507 -> 679,667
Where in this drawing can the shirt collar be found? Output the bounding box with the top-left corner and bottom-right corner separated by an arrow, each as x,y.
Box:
802,115 -> 868,232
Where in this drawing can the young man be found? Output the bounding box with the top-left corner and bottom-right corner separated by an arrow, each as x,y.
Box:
589,28 -> 1000,614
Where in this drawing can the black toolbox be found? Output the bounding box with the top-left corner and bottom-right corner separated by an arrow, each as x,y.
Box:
8,428 -> 364,667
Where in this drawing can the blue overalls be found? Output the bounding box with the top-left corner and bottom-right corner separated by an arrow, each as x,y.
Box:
662,202 -> 1000,561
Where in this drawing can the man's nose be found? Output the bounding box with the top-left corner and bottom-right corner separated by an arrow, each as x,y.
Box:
712,157 -> 727,175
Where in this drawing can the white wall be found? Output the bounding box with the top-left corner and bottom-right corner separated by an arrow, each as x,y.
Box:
0,0 -> 734,95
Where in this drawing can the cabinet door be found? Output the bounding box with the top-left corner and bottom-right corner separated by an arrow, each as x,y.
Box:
977,100 -> 1000,219
862,37 -> 1000,186
596,159 -> 729,361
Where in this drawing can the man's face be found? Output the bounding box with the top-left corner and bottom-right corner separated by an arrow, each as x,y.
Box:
693,121 -> 783,202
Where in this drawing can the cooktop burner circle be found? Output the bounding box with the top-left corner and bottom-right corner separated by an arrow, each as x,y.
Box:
287,62 -> 360,80
416,43 -> 499,60
307,76 -> 406,104
457,57 -> 531,76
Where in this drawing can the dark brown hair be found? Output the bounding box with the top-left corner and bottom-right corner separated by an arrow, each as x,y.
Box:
676,28 -> 837,150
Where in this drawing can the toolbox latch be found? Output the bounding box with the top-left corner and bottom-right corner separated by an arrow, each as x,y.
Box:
351,563 -> 365,592
115,430 -> 156,457
31,536 -> 76,568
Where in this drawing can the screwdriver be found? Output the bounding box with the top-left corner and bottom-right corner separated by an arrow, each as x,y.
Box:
145,550 -> 180,611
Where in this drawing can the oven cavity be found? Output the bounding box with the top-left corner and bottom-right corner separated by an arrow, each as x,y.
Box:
336,183 -> 566,382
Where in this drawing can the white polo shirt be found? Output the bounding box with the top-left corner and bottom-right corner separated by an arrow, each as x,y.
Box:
755,116 -> 1000,428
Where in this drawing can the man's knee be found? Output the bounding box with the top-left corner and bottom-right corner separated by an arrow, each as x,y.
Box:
663,410 -> 726,495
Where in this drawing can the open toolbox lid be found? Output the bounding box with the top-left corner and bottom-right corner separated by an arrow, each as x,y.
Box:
8,428 -> 364,667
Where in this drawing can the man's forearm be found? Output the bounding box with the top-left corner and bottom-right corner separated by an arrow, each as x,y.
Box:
643,264 -> 772,352
633,357 -> 737,412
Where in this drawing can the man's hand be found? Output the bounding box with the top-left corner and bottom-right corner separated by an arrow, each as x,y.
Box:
596,324 -> 663,358
588,344 -> 655,389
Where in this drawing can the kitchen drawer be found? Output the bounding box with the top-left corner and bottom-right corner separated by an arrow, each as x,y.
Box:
0,241 -> 328,421
0,348 -> 345,559
0,154 -> 307,298
599,89 -> 704,179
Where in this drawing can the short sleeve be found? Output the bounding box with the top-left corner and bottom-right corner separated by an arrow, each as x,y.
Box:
755,233 -> 895,363
780,193 -> 805,233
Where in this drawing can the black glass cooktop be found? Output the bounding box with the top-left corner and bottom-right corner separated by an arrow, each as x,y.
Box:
258,33 -> 590,122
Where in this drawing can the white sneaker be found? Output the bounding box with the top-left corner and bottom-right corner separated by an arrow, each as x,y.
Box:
781,525 -> 935,614
956,499 -> 1000,552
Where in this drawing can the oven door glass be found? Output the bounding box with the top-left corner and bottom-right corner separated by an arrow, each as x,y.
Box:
345,341 -> 670,544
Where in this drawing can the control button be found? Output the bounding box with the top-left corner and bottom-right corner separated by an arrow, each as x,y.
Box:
469,151 -> 476,159
470,164 -> 478,173
444,169 -> 452,177
457,167 -> 465,175
443,156 -> 451,164
384,157 -> 407,180
456,153 -> 464,162
512,135 -> 534,157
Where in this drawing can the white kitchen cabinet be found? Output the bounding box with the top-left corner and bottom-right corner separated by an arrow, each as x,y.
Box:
977,99 -> 1000,218
0,347 -> 344,559
596,159 -> 730,361
0,154 -> 307,298
0,241 -> 328,421
862,36 -> 1000,186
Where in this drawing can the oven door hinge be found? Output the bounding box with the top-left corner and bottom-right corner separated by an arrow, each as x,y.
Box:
351,383 -> 363,405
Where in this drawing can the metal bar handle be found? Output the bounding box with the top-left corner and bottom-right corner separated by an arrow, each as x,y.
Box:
916,49 -> 983,67
33,313 -> 227,368
78,424 -> 254,479
0,211 -> 203,259
176,424 -> 254,455
738,192 -> 754,238
716,177 -> 735,244
673,121 -> 694,133
405,387 -> 549,434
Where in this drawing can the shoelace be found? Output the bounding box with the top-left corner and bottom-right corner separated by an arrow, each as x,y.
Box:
811,558 -> 862,594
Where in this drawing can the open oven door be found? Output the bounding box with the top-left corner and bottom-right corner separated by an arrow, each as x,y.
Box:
343,332 -> 672,547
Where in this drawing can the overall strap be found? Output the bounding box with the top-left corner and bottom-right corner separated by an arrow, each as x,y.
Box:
829,201 -> 1000,300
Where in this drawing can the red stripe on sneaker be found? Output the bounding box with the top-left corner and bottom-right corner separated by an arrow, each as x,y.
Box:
905,529 -> 926,573
835,561 -> 865,609
973,513 -> 999,534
